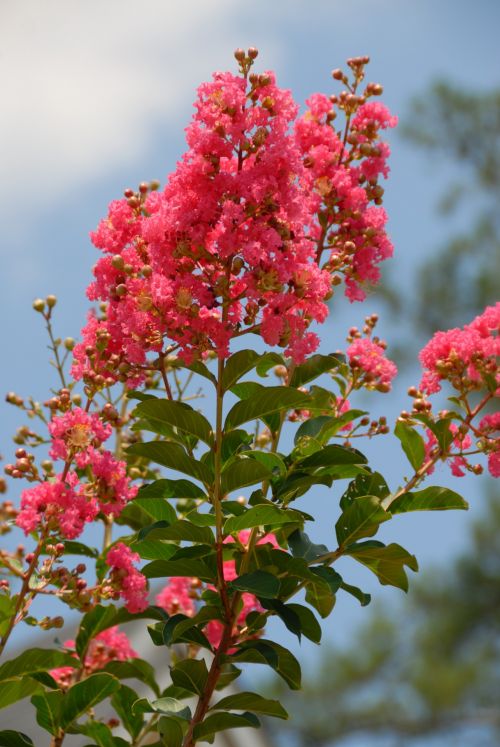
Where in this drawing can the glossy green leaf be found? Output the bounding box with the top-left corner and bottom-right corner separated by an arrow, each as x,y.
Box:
230,570 -> 281,598
240,450 -> 286,476
127,442 -> 213,484
287,603 -> 322,643
225,386 -> 311,430
341,471 -> 390,508
221,350 -> 260,390
0,649 -> 77,683
345,541 -> 418,591
0,732 -> 34,747
104,658 -> 159,696
298,444 -> 367,470
290,353 -> 344,387
31,690 -> 63,735
134,399 -> 214,446
335,496 -> 391,547
111,685 -> 144,739
221,458 -> 272,495
139,479 -> 204,503
170,659 -> 208,696
59,541 -> 99,559
193,711 -> 260,741
76,605 -> 165,659
230,639 -> 301,690
395,421 -> 426,471
259,599 -> 302,639
130,540 -> 177,561
211,691 -> 288,719
305,567 -> 342,618
0,678 -> 41,711
135,696 -> 192,720
288,529 -> 329,562
61,674 -> 120,728
389,485 -> 469,513
158,716 -> 184,747
340,580 -> 371,606
224,505 -> 303,534
140,519 -> 213,544
142,558 -> 215,582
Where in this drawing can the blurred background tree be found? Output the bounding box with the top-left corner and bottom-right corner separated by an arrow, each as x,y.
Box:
265,81 -> 500,747
388,81 -> 500,336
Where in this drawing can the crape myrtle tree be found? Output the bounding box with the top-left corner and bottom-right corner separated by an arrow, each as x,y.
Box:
0,49 -> 498,747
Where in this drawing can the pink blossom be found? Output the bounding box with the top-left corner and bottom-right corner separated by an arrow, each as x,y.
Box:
48,407 -> 112,462
423,425 -> 473,478
16,475 -> 98,539
156,577 -> 196,617
82,447 -> 138,517
347,337 -> 397,390
106,543 -> 148,613
419,303 -> 500,394
479,412 -> 500,478
50,627 -> 137,687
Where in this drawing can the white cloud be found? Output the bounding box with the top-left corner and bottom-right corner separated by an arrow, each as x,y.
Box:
0,1 -> 282,229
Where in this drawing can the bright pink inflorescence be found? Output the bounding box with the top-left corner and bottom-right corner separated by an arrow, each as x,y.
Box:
419,302 -> 500,395
48,407 -> 112,462
106,543 -> 148,613
73,64 -> 396,388
424,425 -> 473,478
50,626 -> 137,687
156,577 -> 196,617
347,337 -> 398,391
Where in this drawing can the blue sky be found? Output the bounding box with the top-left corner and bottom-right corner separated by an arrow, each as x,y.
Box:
1,0 -> 499,736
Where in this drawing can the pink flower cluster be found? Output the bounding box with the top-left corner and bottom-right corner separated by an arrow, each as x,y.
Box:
419,303 -> 500,395
295,95 -> 397,302
106,543 -> 148,613
48,407 -> 112,462
50,626 -> 137,687
478,412 -> 500,477
73,64 -> 395,387
156,577 -> 196,617
16,474 -> 98,539
347,337 -> 397,391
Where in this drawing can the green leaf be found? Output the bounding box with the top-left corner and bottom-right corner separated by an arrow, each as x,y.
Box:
224,505 -> 303,534
212,691 -> 288,719
259,599 -> 302,639
170,659 -> 208,696
230,570 -> 281,599
298,444 -> 367,470
0,649 -> 77,683
240,450 -> 287,476
290,353 -> 344,387
116,493 -> 177,531
193,711 -> 260,741
185,360 -> 217,386
72,720 -> 129,746
31,690 -> 63,735
142,559 -> 215,582
111,685 -> 144,739
335,496 -> 391,547
395,421 -> 426,471
225,386 -> 311,430
104,658 -> 159,695
140,519 -> 213,545
127,442 -> 213,485
286,603 -> 322,643
130,540 -> 178,561
230,640 -> 301,690
288,529 -> 329,562
135,696 -> 192,720
341,472 -> 390,508
0,678 -> 41,711
0,732 -> 34,747
60,673 -> 120,729
305,567 -> 343,618
221,458 -> 272,495
340,581 -> 371,606
222,350 -> 260,390
157,716 -> 184,747
215,664 -> 242,690
0,595 -> 16,638
134,399 -> 214,446
138,479 -> 204,502
389,486 -> 469,513
76,605 -> 165,659
345,542 -> 419,591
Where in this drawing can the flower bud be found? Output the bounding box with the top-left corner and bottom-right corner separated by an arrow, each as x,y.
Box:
46,295 -> 57,308
32,298 -> 45,313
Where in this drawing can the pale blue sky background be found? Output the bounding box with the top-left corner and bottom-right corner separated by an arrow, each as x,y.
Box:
1,1 -> 499,743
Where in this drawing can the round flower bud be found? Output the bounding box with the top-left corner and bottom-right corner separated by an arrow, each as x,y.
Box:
32,298 -> 45,313
46,295 -> 57,308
